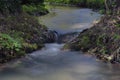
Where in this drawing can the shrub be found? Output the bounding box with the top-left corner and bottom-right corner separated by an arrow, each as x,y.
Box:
21,0 -> 44,5
0,33 -> 22,52
45,0 -> 105,9
0,0 -> 21,14
22,4 -> 48,15
79,36 -> 90,47
0,0 -> 46,15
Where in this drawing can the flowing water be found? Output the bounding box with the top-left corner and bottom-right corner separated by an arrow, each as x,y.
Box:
39,6 -> 101,34
0,6 -> 120,80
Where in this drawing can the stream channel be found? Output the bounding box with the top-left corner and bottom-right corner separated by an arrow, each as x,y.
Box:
0,6 -> 120,80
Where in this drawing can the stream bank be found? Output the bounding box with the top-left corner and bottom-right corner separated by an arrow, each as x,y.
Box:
0,5 -> 120,80
0,1 -> 54,63
0,13 -> 57,63
1,43 -> 120,80
0,5 -> 101,64
64,12 -> 120,63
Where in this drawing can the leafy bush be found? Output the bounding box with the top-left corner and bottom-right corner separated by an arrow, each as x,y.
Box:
80,36 -> 90,47
22,5 -> 37,13
96,34 -> 105,47
0,0 -> 21,14
0,33 -> 39,63
0,33 -> 22,52
0,0 -> 46,15
22,4 -> 48,15
99,47 -> 108,55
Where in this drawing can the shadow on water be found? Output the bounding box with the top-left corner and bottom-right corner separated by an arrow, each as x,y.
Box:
0,6 -> 120,80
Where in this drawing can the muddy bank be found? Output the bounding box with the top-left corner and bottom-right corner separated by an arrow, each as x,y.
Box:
64,15 -> 120,63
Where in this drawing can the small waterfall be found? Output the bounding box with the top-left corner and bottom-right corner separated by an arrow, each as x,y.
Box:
45,30 -> 59,43
48,30 -> 79,44
53,30 -> 59,42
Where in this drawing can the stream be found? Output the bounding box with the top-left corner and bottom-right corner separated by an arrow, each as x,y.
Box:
0,6 -> 120,80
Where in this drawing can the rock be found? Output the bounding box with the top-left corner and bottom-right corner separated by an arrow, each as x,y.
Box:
58,32 -> 79,43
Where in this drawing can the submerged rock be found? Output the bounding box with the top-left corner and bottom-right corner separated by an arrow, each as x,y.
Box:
58,32 -> 79,43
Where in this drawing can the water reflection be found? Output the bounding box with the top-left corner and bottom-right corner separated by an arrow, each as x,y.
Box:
39,6 -> 101,33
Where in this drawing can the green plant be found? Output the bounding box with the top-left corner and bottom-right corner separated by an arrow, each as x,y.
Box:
0,0 -> 21,14
99,9 -> 105,14
22,4 -> 48,15
23,43 -> 38,49
80,36 -> 90,47
113,34 -> 120,40
22,5 -> 37,13
116,23 -> 120,27
0,33 -> 22,52
100,47 -> 108,54
96,34 -> 106,47
45,0 -> 105,9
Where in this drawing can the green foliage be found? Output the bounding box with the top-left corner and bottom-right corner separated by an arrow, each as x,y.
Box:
0,13 -> 48,63
85,0 -> 104,9
116,23 -> 120,27
99,9 -> 105,14
96,34 -> 109,55
0,33 -> 22,52
0,0 -> 46,15
22,5 -> 37,13
113,34 -> 120,40
0,0 -> 48,63
100,47 -> 108,54
22,4 -> 48,15
23,43 -> 38,50
45,0 -> 105,9
0,0 -> 21,14
0,32 -> 39,63
80,36 -> 90,47
96,34 -> 105,47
